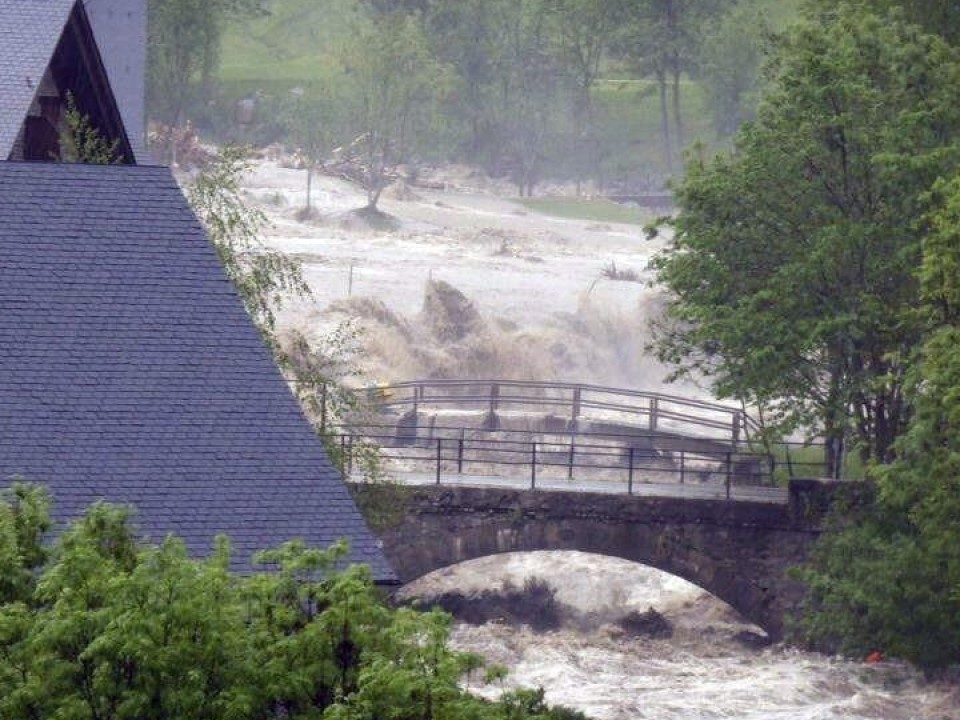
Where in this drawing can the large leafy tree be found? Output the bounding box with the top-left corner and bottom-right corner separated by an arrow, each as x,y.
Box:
809,0 -> 960,46
794,174 -> 960,671
614,0 -> 732,172
339,8 -> 453,212
485,0 -> 566,197
421,0 -> 502,161
653,6 -> 960,474
0,492 -> 588,720
0,484 -> 49,605
543,0 -> 628,193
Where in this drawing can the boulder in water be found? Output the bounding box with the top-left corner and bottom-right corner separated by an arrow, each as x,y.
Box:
617,607 -> 673,638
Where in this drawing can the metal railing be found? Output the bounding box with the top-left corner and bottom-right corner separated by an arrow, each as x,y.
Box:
367,379 -> 761,446
334,423 -> 779,499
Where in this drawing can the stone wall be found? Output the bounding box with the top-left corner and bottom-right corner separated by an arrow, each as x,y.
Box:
354,478 -> 866,639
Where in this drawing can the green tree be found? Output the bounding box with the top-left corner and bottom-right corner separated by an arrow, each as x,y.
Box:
187,146 -> 309,334
614,0 -> 732,172
488,0 -> 565,196
283,83 -> 344,213
0,484 -> 49,605
794,173 -> 960,671
339,9 -> 453,212
187,148 -> 380,476
696,2 -> 771,139
60,92 -> 125,164
652,6 -> 960,474
147,0 -> 264,133
422,0 -> 502,161
544,0 -> 628,193
0,495 -> 587,720
425,0 -> 562,193
808,0 -> 960,46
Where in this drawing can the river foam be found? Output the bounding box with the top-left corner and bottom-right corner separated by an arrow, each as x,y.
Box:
402,552 -> 959,720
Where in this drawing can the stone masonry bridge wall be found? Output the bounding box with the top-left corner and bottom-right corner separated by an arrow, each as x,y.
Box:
353,479 -> 867,640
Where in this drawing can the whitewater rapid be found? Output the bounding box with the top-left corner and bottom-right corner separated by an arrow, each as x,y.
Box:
401,552 -> 959,720
241,162 -> 957,716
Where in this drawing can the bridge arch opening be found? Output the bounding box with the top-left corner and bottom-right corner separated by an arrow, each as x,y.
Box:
396,550 -> 769,644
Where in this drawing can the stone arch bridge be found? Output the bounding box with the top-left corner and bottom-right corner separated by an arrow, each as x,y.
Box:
352,478 -> 866,640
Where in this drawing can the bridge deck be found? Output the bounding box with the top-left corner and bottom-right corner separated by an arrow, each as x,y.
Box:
352,470 -> 789,505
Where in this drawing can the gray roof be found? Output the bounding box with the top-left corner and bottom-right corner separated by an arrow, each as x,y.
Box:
0,162 -> 392,579
82,0 -> 149,162
0,0 -> 75,158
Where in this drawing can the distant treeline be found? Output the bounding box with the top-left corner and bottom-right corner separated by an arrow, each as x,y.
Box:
147,0 -> 803,193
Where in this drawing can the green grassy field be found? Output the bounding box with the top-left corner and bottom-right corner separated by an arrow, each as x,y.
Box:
516,197 -> 648,225
220,0 -> 354,85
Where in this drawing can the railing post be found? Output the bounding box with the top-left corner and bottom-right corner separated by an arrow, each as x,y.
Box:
725,452 -> 732,499
436,438 -> 442,485
490,383 -> 500,414
628,447 -> 634,495
531,441 -> 537,490
732,412 -> 741,446
571,387 -> 581,425
347,435 -> 354,475
649,396 -> 659,432
457,429 -> 464,474
679,450 -> 685,484
568,438 -> 575,480
340,434 -> 347,475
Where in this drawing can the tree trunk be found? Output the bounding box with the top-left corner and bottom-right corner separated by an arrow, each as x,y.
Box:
366,187 -> 382,212
666,0 -> 682,160
573,86 -> 590,197
825,433 -> 845,479
657,68 -> 674,174
823,366 -> 847,479
671,67 -> 684,158
306,167 -> 313,211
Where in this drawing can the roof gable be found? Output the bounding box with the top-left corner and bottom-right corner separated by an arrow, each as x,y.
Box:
1,0 -> 134,163
0,0 -> 74,155
0,162 -> 391,578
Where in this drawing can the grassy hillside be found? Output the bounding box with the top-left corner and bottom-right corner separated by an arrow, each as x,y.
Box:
217,0 -> 803,180
220,0 -> 356,87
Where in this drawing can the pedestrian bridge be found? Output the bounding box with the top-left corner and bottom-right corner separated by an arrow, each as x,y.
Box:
346,379 -> 828,482
351,477 -> 866,641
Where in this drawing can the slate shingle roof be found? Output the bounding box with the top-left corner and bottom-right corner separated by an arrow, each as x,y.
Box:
0,0 -> 75,158
82,0 -> 148,162
0,162 -> 393,580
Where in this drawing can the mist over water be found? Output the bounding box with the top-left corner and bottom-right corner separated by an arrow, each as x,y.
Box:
403,552 -> 959,720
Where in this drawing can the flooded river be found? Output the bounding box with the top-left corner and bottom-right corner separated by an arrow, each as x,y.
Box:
402,552 -> 959,720
247,163 -> 958,717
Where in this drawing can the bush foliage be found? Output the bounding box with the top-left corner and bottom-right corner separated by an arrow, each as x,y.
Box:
0,485 -> 588,720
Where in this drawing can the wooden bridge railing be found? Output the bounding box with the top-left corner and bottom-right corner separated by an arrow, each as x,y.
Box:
367,379 -> 759,446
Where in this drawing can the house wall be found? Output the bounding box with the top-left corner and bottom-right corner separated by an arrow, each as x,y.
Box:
82,0 -> 147,161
